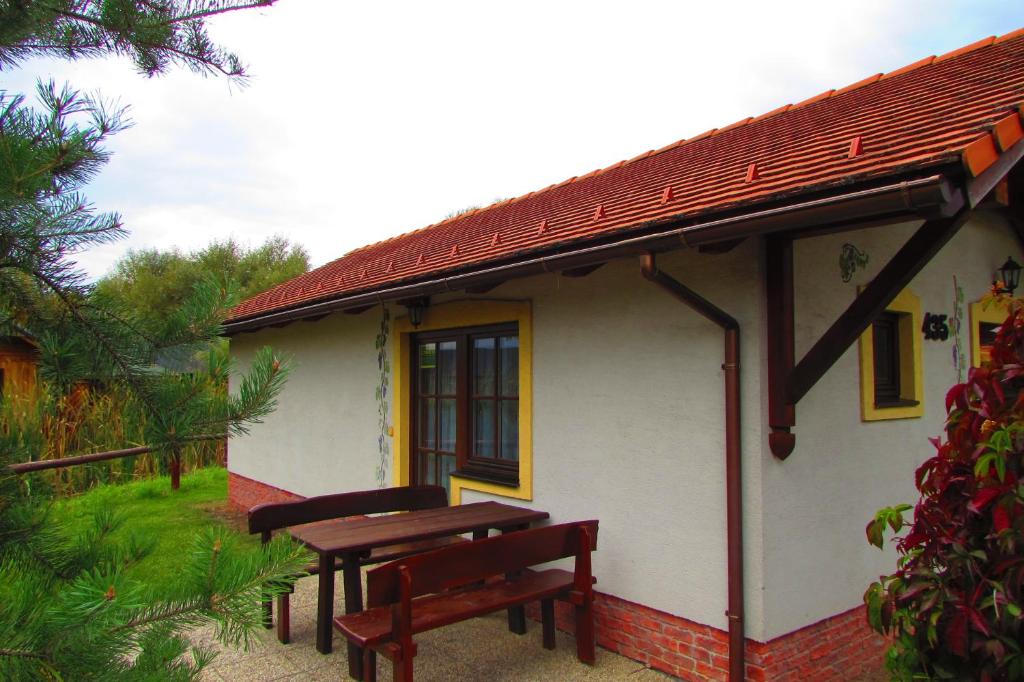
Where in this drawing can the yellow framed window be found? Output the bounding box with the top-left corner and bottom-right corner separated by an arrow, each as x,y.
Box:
858,288 -> 924,421
392,300 -> 532,505
969,299 -> 1014,368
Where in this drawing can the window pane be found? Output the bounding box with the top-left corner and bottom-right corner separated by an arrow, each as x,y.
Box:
500,336 -> 518,397
500,400 -> 518,461
438,341 -> 457,395
439,398 -> 456,452
473,337 -> 496,395
473,399 -> 496,457
422,452 -> 436,485
418,343 -> 436,394
439,455 -> 456,495
873,313 -> 901,405
418,398 -> 436,448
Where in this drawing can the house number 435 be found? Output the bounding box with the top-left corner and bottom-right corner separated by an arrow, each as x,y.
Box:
922,313 -> 949,341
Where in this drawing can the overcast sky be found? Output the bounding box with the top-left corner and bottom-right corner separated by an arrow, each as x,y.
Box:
5,0 -> 1024,280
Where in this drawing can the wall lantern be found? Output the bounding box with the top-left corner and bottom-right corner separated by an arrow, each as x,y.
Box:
402,297 -> 429,328
996,256 -> 1022,296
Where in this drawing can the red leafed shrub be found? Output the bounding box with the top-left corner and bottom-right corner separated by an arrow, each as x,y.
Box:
865,295 -> 1024,680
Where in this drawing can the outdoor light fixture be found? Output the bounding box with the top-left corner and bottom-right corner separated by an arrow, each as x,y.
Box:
996,256 -> 1022,296
403,297 -> 429,328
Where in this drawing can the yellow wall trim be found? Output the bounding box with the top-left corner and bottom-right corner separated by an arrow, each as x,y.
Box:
858,288 -> 924,421
391,300 -> 533,505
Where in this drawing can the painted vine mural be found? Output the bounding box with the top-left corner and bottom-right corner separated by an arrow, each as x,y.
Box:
375,306 -> 391,488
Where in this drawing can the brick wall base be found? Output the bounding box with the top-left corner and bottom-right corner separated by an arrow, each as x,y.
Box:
528,589 -> 885,681
229,472 -> 885,680
228,471 -> 302,511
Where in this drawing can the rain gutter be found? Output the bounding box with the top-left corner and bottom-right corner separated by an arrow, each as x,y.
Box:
640,253 -> 745,682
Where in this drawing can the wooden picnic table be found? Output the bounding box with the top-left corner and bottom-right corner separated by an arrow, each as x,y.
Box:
288,500 -> 549,679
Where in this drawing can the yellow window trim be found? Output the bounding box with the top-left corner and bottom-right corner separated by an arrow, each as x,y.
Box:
858,288 -> 924,421
391,300 -> 532,505
969,298 -> 1015,368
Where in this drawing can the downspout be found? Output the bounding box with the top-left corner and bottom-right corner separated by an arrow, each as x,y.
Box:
640,253 -> 745,682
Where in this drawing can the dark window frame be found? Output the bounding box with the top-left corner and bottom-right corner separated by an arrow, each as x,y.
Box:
872,311 -> 919,409
411,322 -> 520,487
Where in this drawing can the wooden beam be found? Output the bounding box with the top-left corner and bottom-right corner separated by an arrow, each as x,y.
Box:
966,135 -> 1024,208
1006,164 -> 1024,251
698,238 -> 744,254
786,206 -> 971,405
465,282 -> 502,294
561,263 -> 605,278
343,306 -> 374,316
765,236 -> 796,459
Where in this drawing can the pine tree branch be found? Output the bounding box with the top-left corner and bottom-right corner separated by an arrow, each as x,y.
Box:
163,2 -> 276,25
0,648 -> 46,660
30,267 -> 161,416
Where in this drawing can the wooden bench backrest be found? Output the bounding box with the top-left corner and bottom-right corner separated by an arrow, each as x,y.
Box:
247,485 -> 449,536
366,520 -> 598,607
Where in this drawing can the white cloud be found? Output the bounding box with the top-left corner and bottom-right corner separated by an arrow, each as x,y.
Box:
5,0 -> 1021,279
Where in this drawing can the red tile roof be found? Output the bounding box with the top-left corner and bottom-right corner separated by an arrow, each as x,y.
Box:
229,29 -> 1024,324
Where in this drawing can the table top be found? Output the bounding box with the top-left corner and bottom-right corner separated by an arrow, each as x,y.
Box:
288,501 -> 549,555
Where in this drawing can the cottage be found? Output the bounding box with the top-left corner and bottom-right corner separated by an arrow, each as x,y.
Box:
224,30 -> 1024,681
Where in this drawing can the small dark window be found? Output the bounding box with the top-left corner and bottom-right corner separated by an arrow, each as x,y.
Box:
873,312 -> 917,408
979,322 -> 999,347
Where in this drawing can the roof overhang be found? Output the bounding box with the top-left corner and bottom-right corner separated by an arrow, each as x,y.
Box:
225,170 -> 963,336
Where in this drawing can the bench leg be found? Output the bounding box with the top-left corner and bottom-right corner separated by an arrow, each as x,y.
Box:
342,554 -> 365,679
501,525 -> 529,634
262,592 -> 273,629
541,599 -> 556,650
363,648 -> 377,682
575,602 -> 596,665
276,593 -> 290,644
392,650 -> 414,682
316,553 -> 335,655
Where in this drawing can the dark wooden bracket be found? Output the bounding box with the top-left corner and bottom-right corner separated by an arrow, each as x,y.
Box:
766,204 -> 971,460
1005,164 -> 1024,251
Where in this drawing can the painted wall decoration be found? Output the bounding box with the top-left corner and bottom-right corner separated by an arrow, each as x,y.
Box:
839,243 -> 869,282
375,305 -> 391,488
951,276 -> 965,382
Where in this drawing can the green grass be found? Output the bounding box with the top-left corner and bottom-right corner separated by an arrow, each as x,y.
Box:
54,467 -> 260,588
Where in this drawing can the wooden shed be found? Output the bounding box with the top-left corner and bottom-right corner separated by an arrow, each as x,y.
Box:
0,336 -> 38,404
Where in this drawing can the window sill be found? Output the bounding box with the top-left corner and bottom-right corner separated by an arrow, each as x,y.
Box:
874,398 -> 920,409
452,468 -> 519,488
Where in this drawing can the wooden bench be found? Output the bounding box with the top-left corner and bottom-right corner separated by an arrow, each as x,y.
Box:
334,520 -> 598,682
247,485 -> 467,644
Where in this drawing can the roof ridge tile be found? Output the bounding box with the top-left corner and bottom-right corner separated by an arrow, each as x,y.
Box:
935,36 -> 996,63
880,55 -> 936,80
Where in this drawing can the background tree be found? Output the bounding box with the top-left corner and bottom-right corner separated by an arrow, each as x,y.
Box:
94,237 -> 309,327
0,3 -> 315,680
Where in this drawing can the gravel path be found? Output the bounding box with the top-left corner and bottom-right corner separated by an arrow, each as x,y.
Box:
191,574 -> 674,681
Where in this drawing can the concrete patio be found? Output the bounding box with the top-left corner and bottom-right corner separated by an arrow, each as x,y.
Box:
192,574 -> 674,681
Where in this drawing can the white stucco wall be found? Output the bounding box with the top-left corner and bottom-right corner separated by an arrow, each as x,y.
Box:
229,311 -> 382,496
759,209 -> 1021,640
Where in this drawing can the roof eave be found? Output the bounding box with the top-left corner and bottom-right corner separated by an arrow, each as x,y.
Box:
225,169 -> 964,336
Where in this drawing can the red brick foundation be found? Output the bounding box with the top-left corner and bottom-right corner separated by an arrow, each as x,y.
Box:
529,592 -> 885,681
749,606 -> 887,682
228,471 -> 303,511
229,472 -> 885,680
